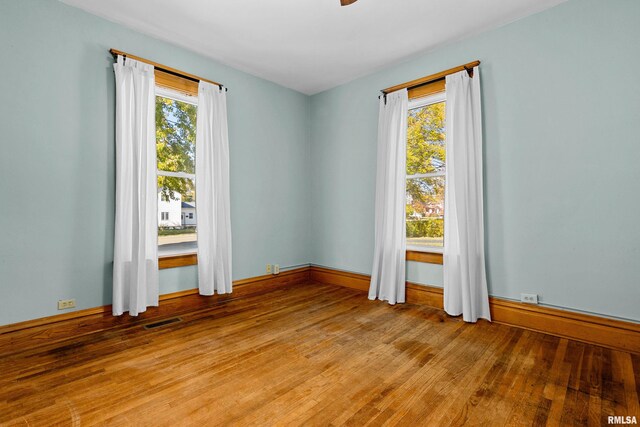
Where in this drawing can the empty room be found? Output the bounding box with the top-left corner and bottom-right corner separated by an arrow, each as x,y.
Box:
1,0 -> 639,425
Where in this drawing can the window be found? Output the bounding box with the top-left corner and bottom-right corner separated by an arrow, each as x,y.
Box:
156,86 -> 198,257
406,92 -> 446,252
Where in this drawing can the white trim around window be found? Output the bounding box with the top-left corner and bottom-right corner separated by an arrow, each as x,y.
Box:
156,170 -> 195,180
155,86 -> 198,106
408,91 -> 446,110
406,244 -> 443,253
406,90 -> 447,254
155,86 -> 197,181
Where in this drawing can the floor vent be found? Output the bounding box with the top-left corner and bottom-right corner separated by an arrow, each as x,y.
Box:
143,317 -> 182,330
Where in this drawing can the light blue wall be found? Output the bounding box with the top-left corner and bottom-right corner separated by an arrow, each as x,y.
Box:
310,0 -> 640,321
2,0 -> 639,326
0,0 -> 310,325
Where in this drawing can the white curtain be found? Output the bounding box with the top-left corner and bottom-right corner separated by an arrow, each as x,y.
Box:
369,89 -> 408,305
112,55 -> 158,316
443,67 -> 491,322
196,81 -> 233,295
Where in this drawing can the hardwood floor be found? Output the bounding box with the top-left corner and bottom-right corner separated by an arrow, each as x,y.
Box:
1,283 -> 638,426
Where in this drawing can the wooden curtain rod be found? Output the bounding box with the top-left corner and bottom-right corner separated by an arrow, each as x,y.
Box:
109,49 -> 226,90
381,60 -> 480,95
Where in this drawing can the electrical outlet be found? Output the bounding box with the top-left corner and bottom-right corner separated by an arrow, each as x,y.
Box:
520,293 -> 538,304
273,264 -> 280,275
58,299 -> 76,310
266,264 -> 272,274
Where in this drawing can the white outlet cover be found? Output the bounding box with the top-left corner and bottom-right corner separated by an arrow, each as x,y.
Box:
58,299 -> 76,310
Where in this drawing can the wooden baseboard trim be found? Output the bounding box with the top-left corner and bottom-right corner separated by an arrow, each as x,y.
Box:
0,267 -> 311,355
4,264 -> 638,355
309,265 -> 370,292
488,297 -> 640,354
406,282 -> 445,308
0,288 -> 202,336
310,266 -> 640,353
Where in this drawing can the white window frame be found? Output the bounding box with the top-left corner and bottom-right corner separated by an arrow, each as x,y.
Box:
156,86 -> 198,256
156,86 -> 198,106
155,86 -> 198,181
406,91 -> 446,253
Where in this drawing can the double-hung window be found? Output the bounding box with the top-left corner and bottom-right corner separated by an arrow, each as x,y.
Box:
406,91 -> 446,252
155,86 -> 198,257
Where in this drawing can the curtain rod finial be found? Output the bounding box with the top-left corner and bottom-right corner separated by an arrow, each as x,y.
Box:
464,65 -> 474,78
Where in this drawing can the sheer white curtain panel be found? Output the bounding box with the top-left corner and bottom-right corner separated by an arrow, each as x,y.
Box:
369,89 -> 408,305
195,81 -> 232,295
112,55 -> 158,316
443,67 -> 491,322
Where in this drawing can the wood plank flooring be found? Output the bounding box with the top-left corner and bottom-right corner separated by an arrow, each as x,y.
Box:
1,283 -> 638,426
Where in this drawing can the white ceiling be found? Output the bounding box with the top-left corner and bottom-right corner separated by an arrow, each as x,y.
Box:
61,0 -> 566,95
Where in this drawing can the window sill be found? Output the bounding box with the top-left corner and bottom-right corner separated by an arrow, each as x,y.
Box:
406,249 -> 443,265
159,250 -> 442,269
159,253 -> 197,269
406,244 -> 443,254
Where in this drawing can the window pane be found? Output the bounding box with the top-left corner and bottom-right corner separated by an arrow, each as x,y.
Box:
406,177 -> 444,248
407,101 -> 446,175
158,177 -> 197,256
156,96 -> 196,175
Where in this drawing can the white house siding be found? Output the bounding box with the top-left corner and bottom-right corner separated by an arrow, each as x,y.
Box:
182,207 -> 196,226
158,192 -> 182,227
181,201 -> 196,226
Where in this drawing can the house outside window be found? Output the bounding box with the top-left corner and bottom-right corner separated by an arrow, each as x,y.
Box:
156,86 -> 198,256
406,92 -> 446,251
